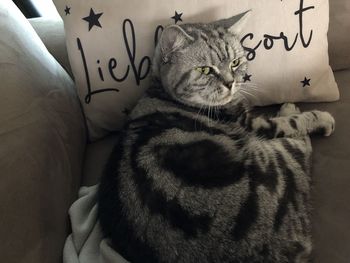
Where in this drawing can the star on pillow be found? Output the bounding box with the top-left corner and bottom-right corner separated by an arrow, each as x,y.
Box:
83,8 -> 103,31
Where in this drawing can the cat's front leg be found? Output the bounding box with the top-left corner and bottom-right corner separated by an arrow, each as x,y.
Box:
240,103 -> 335,139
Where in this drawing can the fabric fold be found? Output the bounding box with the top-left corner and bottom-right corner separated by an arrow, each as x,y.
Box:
63,185 -> 129,263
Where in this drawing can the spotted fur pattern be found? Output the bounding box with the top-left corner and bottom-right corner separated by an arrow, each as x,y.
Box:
98,14 -> 335,263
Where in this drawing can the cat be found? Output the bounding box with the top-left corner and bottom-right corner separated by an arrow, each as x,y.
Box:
98,11 -> 335,263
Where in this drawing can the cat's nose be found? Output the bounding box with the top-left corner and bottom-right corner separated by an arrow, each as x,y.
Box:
225,81 -> 235,90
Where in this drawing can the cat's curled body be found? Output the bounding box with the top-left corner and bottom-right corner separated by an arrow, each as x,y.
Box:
98,13 -> 335,263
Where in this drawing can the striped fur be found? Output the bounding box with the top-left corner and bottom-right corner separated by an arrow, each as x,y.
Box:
98,16 -> 335,263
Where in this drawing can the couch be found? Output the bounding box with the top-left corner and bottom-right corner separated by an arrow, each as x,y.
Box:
0,1 -> 349,263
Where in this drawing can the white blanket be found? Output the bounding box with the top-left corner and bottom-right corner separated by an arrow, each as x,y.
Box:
63,185 -> 129,263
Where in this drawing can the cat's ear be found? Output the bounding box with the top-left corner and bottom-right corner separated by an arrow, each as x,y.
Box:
159,25 -> 194,62
213,10 -> 251,35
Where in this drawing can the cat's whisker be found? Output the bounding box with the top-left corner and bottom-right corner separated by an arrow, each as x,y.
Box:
239,84 -> 260,90
214,92 -> 221,122
207,104 -> 212,127
214,105 -> 220,122
237,82 -> 260,89
238,85 -> 264,95
238,89 -> 260,104
194,104 -> 205,131
240,89 -> 262,96
236,91 -> 249,102
237,81 -> 258,86
239,88 -> 258,97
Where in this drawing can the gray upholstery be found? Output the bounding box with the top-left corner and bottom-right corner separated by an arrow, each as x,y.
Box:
82,134 -> 119,186
300,70 -> 350,262
329,0 -> 350,71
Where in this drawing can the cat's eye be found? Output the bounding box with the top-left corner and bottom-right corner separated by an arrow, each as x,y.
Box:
230,58 -> 241,71
195,66 -> 212,75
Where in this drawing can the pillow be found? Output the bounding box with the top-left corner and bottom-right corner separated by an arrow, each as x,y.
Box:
53,0 -> 339,141
0,1 -> 86,262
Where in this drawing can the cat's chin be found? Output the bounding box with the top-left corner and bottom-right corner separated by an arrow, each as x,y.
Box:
218,94 -> 235,106
207,92 -> 236,107
206,97 -> 233,107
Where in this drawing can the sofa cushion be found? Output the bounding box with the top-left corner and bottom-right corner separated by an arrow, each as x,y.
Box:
329,1 -> 350,71
82,134 -> 119,186
298,69 -> 350,262
0,1 -> 86,263
84,69 -> 350,262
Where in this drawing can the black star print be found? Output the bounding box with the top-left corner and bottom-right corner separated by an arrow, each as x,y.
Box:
64,6 -> 71,15
171,11 -> 183,24
83,8 -> 103,31
243,73 -> 252,82
301,77 -> 311,87
122,108 -> 131,115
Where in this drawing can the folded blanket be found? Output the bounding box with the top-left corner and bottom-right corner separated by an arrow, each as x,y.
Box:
63,185 -> 128,263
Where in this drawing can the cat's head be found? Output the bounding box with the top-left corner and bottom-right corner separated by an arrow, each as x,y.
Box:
153,11 -> 251,108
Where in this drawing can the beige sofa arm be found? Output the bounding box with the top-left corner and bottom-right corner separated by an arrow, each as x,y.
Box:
0,2 -> 87,263
29,17 -> 73,76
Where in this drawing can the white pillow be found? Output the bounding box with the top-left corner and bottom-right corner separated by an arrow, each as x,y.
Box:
53,0 -> 339,140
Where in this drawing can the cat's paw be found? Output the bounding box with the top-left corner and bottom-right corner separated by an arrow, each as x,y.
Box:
278,103 -> 301,117
312,111 -> 335,137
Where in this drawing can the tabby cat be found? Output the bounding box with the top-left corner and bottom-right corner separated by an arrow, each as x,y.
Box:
98,12 -> 335,263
